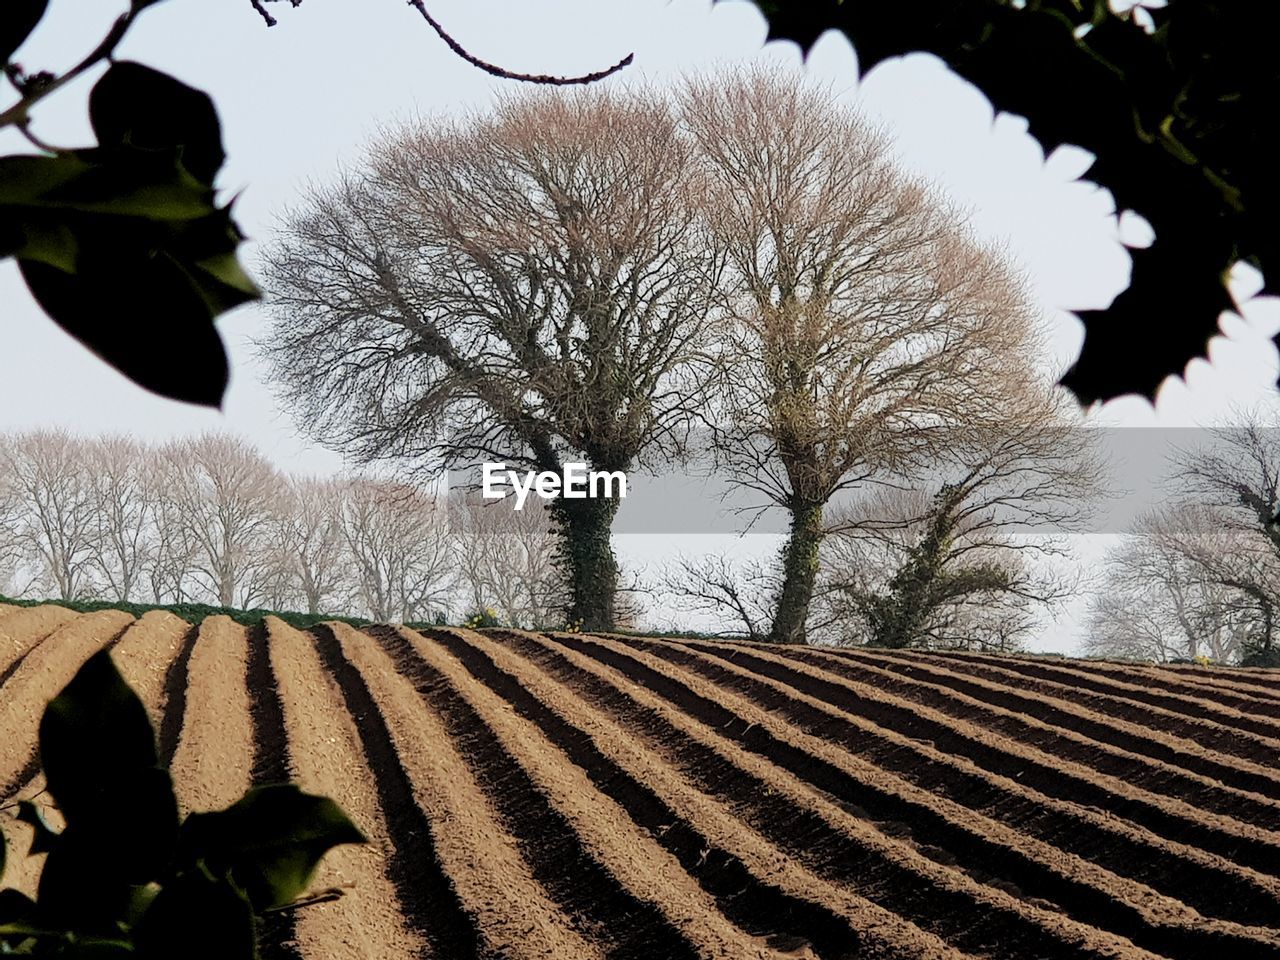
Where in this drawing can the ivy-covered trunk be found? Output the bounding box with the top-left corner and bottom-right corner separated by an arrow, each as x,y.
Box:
768,500 -> 825,644
549,494 -> 621,631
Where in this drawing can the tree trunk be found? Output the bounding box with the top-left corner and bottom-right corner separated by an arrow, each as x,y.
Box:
549,495 -> 620,632
769,501 -> 824,644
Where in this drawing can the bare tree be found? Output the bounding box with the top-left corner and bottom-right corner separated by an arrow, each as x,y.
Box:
683,71 -> 1042,643
142,461 -> 200,606
0,431 -> 98,600
1085,504 -> 1268,663
337,478 -> 454,622
816,392 -> 1101,650
450,491 -> 564,627
658,553 -> 778,640
259,89 -> 722,630
83,436 -> 156,603
270,476 -> 349,615
0,463 -> 23,595
158,434 -> 284,608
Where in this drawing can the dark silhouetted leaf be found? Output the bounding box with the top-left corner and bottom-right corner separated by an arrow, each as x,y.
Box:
134,864 -> 256,960
20,249 -> 230,408
37,651 -> 179,891
16,800 -> 59,855
89,62 -> 225,186
180,784 -> 366,911
0,889 -> 38,927
1,0 -> 47,65
731,0 -> 1280,403
39,651 -> 158,818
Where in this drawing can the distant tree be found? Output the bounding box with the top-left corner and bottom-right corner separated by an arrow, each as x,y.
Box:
259,90 -> 721,630
0,431 -> 97,600
451,492 -> 565,628
659,553 -> 779,641
157,434 -> 283,608
684,72 -> 1041,643
733,1 -> 1280,405
0,462 -> 22,592
1084,506 -> 1263,664
270,476 -> 348,615
1087,414 -> 1280,665
337,478 -> 454,622
83,435 -> 155,603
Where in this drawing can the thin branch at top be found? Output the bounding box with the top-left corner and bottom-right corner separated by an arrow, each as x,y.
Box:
406,0 -> 633,85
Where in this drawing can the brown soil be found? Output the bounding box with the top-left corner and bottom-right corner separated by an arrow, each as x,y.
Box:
168,615 -> 253,813
0,609 -> 134,793
776,645 -> 1280,824
0,604 -> 77,683
4,604 -> 1280,960
661,636 -> 1280,876
109,610 -> 194,731
262,618 -> 422,960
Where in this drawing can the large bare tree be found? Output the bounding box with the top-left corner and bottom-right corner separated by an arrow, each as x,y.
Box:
683,72 -> 1042,643
259,89 -> 722,630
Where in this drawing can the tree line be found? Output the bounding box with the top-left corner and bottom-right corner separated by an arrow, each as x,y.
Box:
0,430 -> 563,626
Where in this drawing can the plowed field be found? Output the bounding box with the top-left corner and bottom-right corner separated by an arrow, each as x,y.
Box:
2,603 -> 1279,959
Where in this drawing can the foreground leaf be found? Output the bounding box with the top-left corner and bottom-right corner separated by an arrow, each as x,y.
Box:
134,865 -> 255,960
179,785 -> 366,911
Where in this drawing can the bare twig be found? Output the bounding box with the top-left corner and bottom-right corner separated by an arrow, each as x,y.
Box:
0,12 -> 134,130
406,0 -> 632,85
250,0 -> 278,27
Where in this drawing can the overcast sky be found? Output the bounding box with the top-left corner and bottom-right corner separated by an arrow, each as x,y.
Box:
3,0 -> 1278,648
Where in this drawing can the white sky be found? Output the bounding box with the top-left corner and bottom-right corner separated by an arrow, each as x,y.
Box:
3,0 -> 1278,649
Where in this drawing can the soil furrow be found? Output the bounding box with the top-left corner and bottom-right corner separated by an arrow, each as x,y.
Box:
420,626 -> 959,960
156,624 -> 200,768
546,631 -> 1280,929
264,619 -> 422,960
555,631 -> 1280,948
109,610 -> 193,735
1063,660 -> 1280,711
940,651 -> 1280,706
369,624 -> 772,960
309,623 -> 482,960
243,621 -> 304,960
329,623 -> 612,960
468,626 -> 1272,960
673,636 -> 1280,876
0,604 -> 77,687
773,644 -> 1280,821
888,649 -> 1280,742
852,648 -> 1280,767
169,616 -> 254,813
0,610 -> 135,796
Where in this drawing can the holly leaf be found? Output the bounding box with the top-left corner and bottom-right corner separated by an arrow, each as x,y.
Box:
90,62 -> 226,186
